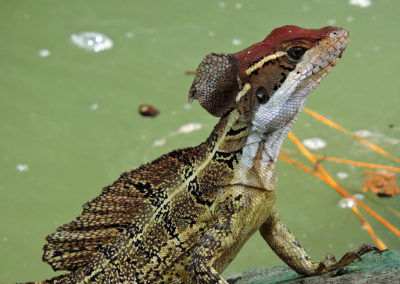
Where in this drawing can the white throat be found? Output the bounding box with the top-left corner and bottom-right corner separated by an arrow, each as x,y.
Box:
239,69 -> 310,169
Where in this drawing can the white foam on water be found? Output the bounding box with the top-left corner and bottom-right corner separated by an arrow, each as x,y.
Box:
16,163 -> 28,172
38,49 -> 50,57
232,38 -> 242,46
153,138 -> 166,147
90,103 -> 99,111
349,0 -> 371,8
327,19 -> 337,25
235,3 -> 242,9
177,123 -> 202,134
70,32 -> 113,52
153,123 -> 203,147
337,172 -> 349,179
338,198 -> 356,209
302,137 -> 327,150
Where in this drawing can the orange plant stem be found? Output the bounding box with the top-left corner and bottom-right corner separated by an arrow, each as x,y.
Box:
304,108 -> 400,164
279,153 -> 387,250
288,132 -> 400,237
350,206 -> 387,250
313,154 -> 400,173
279,154 -> 324,179
281,147 -> 400,173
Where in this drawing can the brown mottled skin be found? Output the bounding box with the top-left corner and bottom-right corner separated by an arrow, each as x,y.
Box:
32,26 -> 379,283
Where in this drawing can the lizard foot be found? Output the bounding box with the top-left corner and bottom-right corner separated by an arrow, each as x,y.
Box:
315,244 -> 381,275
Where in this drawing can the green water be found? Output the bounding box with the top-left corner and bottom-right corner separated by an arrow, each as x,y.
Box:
1,0 -> 399,282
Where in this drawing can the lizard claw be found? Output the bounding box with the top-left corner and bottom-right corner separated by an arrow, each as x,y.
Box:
338,244 -> 381,263
323,253 -> 336,262
316,244 -> 381,275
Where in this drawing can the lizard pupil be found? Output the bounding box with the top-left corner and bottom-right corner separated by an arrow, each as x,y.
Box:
287,46 -> 307,61
256,87 -> 270,104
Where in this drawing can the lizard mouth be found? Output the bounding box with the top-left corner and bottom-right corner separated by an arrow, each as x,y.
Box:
283,28 -> 349,124
296,28 -> 349,82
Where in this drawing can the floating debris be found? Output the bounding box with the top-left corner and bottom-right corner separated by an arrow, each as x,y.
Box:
232,38 -> 242,46
90,103 -> 99,111
337,172 -> 349,179
302,137 -> 327,150
339,198 -> 356,209
208,31 -> 216,37
16,163 -> 28,172
346,16 -> 354,22
139,104 -> 160,117
38,49 -> 50,57
70,32 -> 113,52
349,0 -> 371,8
362,170 -> 399,197
183,103 -> 192,110
218,1 -> 226,8
184,70 -> 196,75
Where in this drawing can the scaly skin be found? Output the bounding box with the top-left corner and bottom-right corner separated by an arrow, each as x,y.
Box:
31,26 -> 379,283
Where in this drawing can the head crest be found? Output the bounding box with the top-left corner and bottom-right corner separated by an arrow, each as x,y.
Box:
189,53 -> 239,117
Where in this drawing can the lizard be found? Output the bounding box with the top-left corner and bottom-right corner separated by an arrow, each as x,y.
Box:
36,25 -> 379,283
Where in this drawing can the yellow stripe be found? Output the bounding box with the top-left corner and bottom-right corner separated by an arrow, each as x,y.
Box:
245,51 -> 286,75
235,83 -> 251,103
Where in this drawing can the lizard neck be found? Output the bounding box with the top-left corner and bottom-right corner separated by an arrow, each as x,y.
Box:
205,110 -> 250,155
203,109 -> 280,191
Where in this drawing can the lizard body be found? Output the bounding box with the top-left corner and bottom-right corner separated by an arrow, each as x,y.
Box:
37,25 -> 378,283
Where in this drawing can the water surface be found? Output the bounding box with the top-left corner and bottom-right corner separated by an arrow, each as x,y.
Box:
1,0 -> 399,282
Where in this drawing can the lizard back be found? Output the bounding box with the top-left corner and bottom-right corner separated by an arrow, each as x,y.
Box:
42,117 -> 245,281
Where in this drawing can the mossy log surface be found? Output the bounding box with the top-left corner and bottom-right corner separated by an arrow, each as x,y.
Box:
227,250 -> 400,284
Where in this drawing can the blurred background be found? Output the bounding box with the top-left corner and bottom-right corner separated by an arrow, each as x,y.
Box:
1,0 -> 399,282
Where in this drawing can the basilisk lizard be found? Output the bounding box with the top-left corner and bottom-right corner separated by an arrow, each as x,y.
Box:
36,25 -> 379,283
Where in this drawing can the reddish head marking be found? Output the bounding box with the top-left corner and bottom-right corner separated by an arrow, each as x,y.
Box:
236,25 -> 338,68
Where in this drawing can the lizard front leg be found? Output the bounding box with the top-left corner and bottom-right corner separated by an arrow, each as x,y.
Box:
186,187 -> 263,284
186,216 -> 233,284
259,210 -> 380,275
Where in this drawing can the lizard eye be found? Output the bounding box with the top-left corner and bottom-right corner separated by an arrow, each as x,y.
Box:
287,46 -> 307,61
256,87 -> 270,104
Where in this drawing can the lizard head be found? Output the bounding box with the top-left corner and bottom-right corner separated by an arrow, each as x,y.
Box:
189,25 -> 349,132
